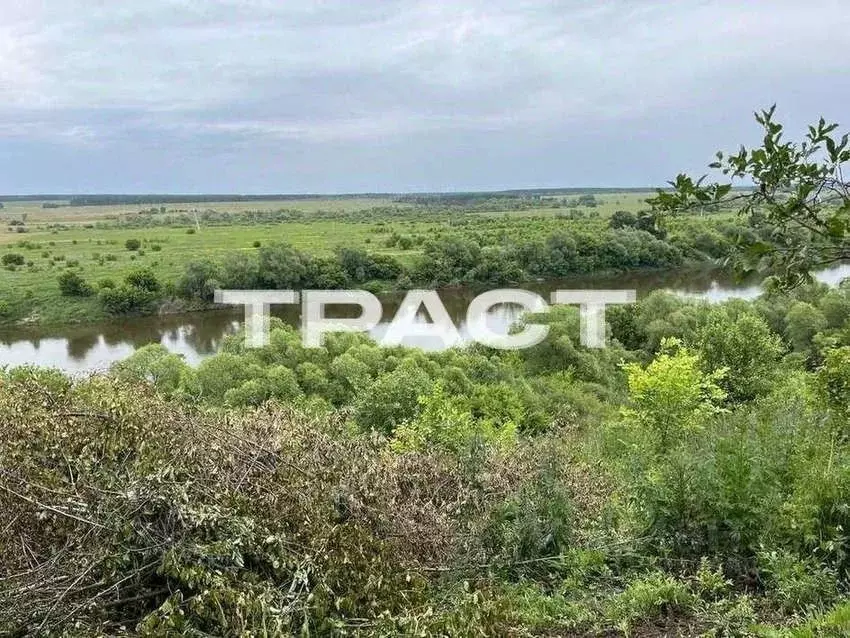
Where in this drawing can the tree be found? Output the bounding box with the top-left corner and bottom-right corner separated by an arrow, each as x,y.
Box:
113,344 -> 187,395
785,301 -> 828,352
621,338 -> 726,452
220,252 -> 259,289
178,260 -> 220,301
543,232 -> 578,276
609,210 -> 637,230
99,285 -> 157,314
257,242 -> 308,289
649,106 -> 850,288
694,307 -> 783,402
335,248 -> 402,283
304,256 -> 348,288
354,362 -> 433,434
391,382 -> 517,454
414,237 -> 481,285
817,346 -> 850,422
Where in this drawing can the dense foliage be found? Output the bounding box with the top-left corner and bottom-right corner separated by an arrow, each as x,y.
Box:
3,278 -> 850,636
168,218 -> 745,308
41,215 -> 748,318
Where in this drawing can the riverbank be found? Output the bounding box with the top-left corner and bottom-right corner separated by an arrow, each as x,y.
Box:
0,255 -> 709,331
0,260 -> 727,339
4,263 -> 849,373
0,192 -> 749,331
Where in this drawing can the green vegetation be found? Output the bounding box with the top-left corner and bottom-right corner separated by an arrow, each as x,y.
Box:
3,111 -> 850,635
3,276 -> 850,635
651,106 -> 849,288
0,191 -> 747,327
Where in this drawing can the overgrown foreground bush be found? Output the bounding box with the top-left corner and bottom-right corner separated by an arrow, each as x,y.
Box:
1,359 -> 849,636
0,372 -> 603,636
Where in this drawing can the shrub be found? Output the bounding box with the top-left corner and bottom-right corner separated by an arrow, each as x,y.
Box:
818,346 -> 850,422
220,252 -> 260,289
606,572 -> 693,632
57,270 -> 93,297
124,267 -> 161,293
112,344 -> 188,396
354,362 -> 434,433
620,338 -> 726,451
0,374 -> 607,635
392,383 -> 518,454
785,301 -> 828,352
758,550 -> 838,614
609,210 -> 637,230
125,238 -> 141,251
2,253 -> 25,266
99,285 -> 157,314
694,307 -> 784,401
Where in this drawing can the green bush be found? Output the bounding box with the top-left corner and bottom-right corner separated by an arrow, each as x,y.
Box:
124,267 -> 161,293
606,572 -> 694,632
177,260 -> 220,302
99,284 -> 157,314
818,346 -> 850,422
1,253 -> 24,266
694,306 -> 784,401
112,344 -> 188,395
392,383 -> 518,454
758,550 -> 838,614
620,337 -> 726,452
57,270 -> 93,297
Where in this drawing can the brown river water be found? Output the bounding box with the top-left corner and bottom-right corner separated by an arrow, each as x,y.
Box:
1,264 -> 848,373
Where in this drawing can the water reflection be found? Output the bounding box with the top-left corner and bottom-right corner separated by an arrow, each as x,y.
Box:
1,264 -> 848,372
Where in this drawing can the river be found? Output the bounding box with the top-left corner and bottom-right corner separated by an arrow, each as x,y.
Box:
1,264 -> 848,373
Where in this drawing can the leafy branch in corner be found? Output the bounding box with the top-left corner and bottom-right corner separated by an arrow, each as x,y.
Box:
648,105 -> 850,288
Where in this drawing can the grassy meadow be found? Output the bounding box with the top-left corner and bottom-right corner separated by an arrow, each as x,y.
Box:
0,192 -> 658,326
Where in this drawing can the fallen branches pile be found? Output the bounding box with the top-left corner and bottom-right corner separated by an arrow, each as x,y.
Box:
0,370 -> 599,636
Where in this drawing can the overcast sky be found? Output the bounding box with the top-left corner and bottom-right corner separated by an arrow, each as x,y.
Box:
1,0 -> 848,194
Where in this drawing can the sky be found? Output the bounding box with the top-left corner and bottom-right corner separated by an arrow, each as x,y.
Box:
1,0 -> 848,194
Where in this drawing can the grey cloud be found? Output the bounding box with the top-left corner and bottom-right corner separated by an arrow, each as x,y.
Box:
1,0 -> 848,192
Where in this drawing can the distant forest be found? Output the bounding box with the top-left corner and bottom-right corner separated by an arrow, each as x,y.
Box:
0,187 -> 683,207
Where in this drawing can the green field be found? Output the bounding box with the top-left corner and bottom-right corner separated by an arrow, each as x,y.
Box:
1,192 -> 669,326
